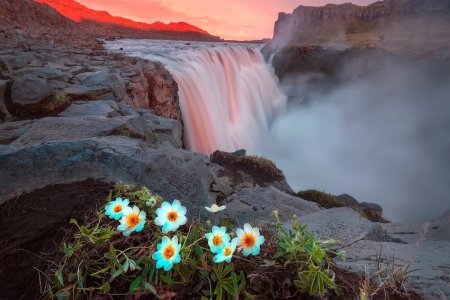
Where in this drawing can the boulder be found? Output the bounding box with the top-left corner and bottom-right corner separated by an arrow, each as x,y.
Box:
73,71 -> 125,101
336,193 -> 359,206
0,137 -> 215,219
222,186 -> 321,225
11,74 -> 53,105
210,150 -> 294,195
142,112 -> 183,148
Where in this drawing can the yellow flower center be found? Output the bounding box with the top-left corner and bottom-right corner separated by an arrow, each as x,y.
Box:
167,211 -> 178,222
241,233 -> 255,248
223,247 -> 232,256
212,235 -> 222,246
163,244 -> 175,259
113,204 -> 122,213
125,213 -> 139,228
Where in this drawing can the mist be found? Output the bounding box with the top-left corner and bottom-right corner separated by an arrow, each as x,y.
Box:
261,60 -> 450,222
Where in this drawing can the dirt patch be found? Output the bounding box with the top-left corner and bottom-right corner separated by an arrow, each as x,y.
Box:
0,179 -> 112,300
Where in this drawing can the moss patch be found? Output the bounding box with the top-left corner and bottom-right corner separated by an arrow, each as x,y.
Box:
110,125 -> 146,141
296,189 -> 344,209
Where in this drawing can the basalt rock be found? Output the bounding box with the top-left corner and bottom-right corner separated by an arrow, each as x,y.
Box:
11,74 -> 53,106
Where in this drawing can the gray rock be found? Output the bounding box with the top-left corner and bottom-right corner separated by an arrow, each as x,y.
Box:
14,67 -> 69,82
0,137 -> 215,219
334,240 -> 450,299
336,193 -> 359,206
222,185 -> 321,226
63,84 -> 108,99
9,115 -> 151,148
284,207 -> 400,246
142,113 -> 183,148
11,74 -> 53,105
118,103 -> 140,118
69,65 -> 89,75
0,120 -> 35,145
381,209 -> 450,244
59,101 -> 119,118
50,80 -> 69,90
73,71 -> 125,101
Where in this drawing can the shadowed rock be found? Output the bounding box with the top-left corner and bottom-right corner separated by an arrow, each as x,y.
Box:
11,74 -> 53,105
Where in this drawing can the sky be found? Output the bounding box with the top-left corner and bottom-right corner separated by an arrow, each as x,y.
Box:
76,0 -> 376,40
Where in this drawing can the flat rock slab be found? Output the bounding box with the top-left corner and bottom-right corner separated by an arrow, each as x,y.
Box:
59,100 -> 119,118
72,71 -> 125,101
284,207 -> 399,246
142,113 -> 183,148
381,209 -> 450,244
0,137 -> 214,219
222,186 -> 321,225
334,240 -> 450,299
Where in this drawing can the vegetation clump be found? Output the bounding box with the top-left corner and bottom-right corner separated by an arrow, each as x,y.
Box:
234,155 -> 284,182
82,91 -> 100,100
110,125 -> 146,141
47,184 -> 346,299
296,189 -> 345,209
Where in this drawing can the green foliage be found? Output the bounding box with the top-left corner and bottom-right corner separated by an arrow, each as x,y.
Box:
41,90 -> 70,113
49,185 -> 344,299
296,189 -> 344,208
272,210 -> 343,297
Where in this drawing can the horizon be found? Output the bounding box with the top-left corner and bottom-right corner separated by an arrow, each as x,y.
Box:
74,0 -> 379,40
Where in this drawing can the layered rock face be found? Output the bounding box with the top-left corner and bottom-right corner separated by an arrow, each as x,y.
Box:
270,0 -> 450,48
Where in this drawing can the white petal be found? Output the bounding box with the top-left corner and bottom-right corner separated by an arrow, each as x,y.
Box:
205,207 -> 212,212
160,202 -> 172,212
176,215 -> 187,226
172,199 -> 181,210
243,223 -> 252,232
235,228 -> 244,237
177,205 -> 187,216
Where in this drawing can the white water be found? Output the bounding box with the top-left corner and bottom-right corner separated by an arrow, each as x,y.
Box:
105,40 -> 450,222
106,40 -> 285,154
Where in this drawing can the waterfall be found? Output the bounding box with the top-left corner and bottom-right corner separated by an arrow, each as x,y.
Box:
161,46 -> 285,154
106,40 -> 285,154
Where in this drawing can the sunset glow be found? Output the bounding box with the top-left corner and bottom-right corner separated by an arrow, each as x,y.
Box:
52,0 -> 377,40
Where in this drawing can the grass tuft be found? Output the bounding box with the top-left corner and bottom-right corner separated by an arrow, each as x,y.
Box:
296,189 -> 344,209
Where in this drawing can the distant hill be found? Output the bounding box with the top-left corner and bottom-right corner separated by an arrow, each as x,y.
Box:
34,0 -> 209,34
263,0 -> 450,58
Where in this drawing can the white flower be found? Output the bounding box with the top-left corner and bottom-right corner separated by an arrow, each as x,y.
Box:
117,205 -> 147,236
154,200 -> 187,233
213,239 -> 238,263
146,197 -> 157,207
205,204 -> 226,213
233,223 -> 265,257
105,198 -> 130,220
205,226 -> 231,253
152,236 -> 181,271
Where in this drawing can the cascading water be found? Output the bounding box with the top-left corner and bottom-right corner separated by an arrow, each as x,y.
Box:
106,40 -> 285,154
106,40 -> 450,222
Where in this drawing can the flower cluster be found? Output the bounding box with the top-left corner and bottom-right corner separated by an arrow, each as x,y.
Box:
105,196 -> 264,271
204,206 -> 264,264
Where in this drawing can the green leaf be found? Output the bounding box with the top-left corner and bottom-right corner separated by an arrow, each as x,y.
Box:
319,271 -> 336,288
160,273 -> 174,285
221,281 -> 235,296
123,260 -> 130,273
112,268 -> 122,278
196,244 -> 203,257
310,273 -> 319,296
55,269 -> 64,288
215,283 -> 223,300
129,275 -> 142,295
144,282 -> 157,295
222,263 -> 234,278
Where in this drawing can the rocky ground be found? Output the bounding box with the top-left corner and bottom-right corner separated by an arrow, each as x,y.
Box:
0,22 -> 449,300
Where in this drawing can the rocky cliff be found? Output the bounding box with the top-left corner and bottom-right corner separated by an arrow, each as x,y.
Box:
271,0 -> 450,47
